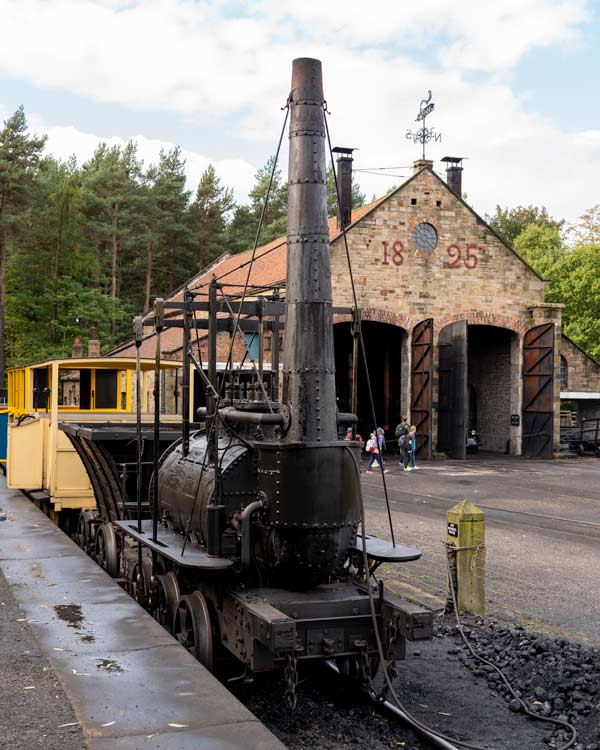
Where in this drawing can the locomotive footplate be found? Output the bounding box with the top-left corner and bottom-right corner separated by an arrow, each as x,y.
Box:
114,519 -> 234,571
221,582 -> 433,672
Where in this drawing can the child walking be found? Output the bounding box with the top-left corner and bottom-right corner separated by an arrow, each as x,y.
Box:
403,426 -> 418,471
366,430 -> 389,474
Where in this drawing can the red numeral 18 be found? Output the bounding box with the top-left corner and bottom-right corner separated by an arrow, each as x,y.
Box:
382,240 -> 404,266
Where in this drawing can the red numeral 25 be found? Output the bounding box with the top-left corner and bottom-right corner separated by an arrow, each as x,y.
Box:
447,243 -> 478,269
382,240 -> 404,265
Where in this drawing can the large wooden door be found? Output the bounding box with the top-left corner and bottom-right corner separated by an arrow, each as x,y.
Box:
523,323 -> 555,457
437,321 -> 467,459
411,319 -> 433,458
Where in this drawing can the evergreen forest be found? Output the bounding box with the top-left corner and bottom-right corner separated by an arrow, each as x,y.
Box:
0,106 -> 599,387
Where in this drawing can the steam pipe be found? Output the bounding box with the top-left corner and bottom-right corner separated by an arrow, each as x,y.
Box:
241,498 -> 265,569
219,407 -> 285,426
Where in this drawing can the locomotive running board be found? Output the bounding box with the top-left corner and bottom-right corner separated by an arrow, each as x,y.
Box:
113,519 -> 233,571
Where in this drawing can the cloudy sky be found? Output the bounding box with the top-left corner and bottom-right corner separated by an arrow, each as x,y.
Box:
0,0 -> 598,223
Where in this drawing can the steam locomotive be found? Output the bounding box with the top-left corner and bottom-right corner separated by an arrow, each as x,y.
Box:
61,57 -> 432,705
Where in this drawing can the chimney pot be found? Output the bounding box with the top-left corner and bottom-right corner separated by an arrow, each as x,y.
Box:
441,156 -> 464,197
413,159 -> 434,174
72,337 -> 83,358
88,328 -> 101,358
332,146 -> 356,230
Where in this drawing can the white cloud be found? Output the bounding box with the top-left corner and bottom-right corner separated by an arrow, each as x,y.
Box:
26,118 -> 257,202
0,0 -> 597,223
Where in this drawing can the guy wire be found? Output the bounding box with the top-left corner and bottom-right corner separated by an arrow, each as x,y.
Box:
324,108 -> 396,547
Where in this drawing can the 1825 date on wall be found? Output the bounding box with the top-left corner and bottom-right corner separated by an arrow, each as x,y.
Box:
382,241 -> 479,269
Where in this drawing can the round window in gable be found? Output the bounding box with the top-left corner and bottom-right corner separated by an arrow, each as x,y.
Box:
412,222 -> 438,253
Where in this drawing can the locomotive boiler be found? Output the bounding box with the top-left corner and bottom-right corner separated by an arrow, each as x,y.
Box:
63,57 -> 432,705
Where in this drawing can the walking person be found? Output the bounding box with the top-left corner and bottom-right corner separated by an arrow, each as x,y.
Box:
404,425 -> 418,471
395,416 -> 409,465
366,430 -> 389,474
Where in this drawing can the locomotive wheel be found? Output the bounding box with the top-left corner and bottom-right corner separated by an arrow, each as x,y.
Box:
155,571 -> 180,633
174,591 -> 213,671
95,523 -> 119,578
130,556 -> 153,606
76,513 -> 88,551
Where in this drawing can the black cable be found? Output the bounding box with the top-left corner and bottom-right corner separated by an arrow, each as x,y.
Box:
216,101 -> 290,372
324,108 -> 396,547
446,551 -> 577,750
344,446 -> 488,750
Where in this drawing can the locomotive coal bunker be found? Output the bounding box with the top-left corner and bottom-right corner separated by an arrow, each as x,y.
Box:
63,57 -> 432,701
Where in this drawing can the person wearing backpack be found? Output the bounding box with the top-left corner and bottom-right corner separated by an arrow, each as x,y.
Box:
395,416 -> 409,465
366,431 -> 389,474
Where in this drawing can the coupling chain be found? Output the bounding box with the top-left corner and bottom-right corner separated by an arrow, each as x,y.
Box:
284,652 -> 299,710
357,639 -> 378,700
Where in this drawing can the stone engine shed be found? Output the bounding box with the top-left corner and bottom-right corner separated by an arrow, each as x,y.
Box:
110,160 -> 600,459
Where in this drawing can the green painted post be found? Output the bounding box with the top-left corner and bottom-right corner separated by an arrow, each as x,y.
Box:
446,500 -> 485,615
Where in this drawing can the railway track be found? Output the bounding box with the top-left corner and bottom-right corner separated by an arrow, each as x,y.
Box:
362,481 -> 600,542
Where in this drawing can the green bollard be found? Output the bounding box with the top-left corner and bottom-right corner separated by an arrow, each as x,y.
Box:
446,500 -> 485,615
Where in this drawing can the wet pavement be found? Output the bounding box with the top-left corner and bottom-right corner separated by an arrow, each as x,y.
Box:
362,454 -> 600,643
0,478 -> 285,750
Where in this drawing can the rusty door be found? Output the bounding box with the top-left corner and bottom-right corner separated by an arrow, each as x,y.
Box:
523,323 -> 555,457
437,321 -> 467,459
411,319 -> 433,458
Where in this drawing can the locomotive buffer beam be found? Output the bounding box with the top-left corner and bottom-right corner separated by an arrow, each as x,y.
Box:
221,582 -> 433,672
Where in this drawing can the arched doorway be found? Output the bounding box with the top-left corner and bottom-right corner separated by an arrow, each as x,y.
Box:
333,321 -> 407,440
437,322 -> 519,457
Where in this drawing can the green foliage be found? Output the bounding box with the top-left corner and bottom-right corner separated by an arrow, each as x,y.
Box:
509,206 -> 600,360
487,204 -> 564,247
546,243 -> 600,360
513,225 -> 565,278
188,164 -> 234,270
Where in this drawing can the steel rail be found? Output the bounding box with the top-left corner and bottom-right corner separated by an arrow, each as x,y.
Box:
362,482 -> 600,533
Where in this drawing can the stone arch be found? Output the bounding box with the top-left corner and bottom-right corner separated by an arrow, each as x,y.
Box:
333,306 -> 413,332
435,311 -> 527,337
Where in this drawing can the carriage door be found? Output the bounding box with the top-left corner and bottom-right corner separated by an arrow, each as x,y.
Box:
411,319 -> 433,458
523,323 -> 555,457
437,321 -> 467,459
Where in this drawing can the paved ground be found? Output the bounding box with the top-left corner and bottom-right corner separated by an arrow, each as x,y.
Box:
0,568 -> 84,750
363,453 -> 600,644
0,479 -> 285,750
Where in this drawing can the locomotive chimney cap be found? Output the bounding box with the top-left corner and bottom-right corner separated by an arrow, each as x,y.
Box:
441,156 -> 465,165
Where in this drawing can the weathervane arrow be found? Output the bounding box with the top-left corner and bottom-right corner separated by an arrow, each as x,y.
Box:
406,90 -> 441,159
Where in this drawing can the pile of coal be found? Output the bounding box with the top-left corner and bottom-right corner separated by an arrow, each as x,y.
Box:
437,616 -> 600,750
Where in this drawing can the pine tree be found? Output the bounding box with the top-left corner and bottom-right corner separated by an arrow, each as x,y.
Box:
188,164 -> 234,271
0,106 -> 46,384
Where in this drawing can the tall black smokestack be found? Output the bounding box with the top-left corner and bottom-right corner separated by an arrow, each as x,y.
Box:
283,58 -> 336,443
332,146 -> 355,230
441,156 -> 464,197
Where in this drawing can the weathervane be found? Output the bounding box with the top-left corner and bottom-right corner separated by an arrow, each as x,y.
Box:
405,90 -> 441,159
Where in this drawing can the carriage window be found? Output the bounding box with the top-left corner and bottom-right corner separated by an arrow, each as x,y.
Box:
95,369 -> 118,408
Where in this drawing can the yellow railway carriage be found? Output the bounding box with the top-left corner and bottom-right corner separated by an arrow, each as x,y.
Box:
6,357 -> 183,525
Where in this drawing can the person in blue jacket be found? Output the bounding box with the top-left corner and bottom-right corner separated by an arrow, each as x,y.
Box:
403,425 -> 418,471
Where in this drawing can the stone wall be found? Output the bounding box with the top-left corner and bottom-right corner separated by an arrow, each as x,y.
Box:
560,336 -> 600,393
330,168 -> 548,328
467,329 -> 513,453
